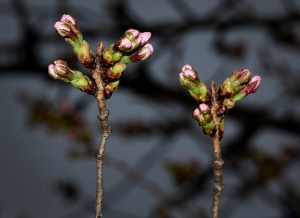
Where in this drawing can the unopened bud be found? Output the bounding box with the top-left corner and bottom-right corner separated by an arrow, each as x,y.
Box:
102,49 -> 113,65
114,38 -> 132,51
104,81 -> 120,99
218,69 -> 251,100
121,44 -> 154,63
179,65 -> 211,104
54,21 -> 72,38
48,60 -> 96,95
71,75 -> 96,95
125,29 -> 140,41
112,52 -> 123,62
48,60 -> 75,82
138,32 -> 151,47
103,62 -> 126,82
138,44 -> 154,61
232,76 -> 261,101
54,21 -> 81,46
74,40 -> 95,69
48,64 -> 61,80
193,104 -> 216,135
246,76 -> 261,94
230,69 -> 251,87
60,14 -> 76,25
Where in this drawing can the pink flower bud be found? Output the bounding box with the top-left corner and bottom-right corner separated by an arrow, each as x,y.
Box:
246,76 -> 261,94
181,64 -> 193,71
199,103 -> 210,112
193,108 -> 205,123
117,38 -> 132,51
139,44 -> 154,60
138,32 -> 151,46
179,72 -> 185,81
125,29 -> 140,41
181,64 -> 198,80
54,15 -> 82,44
54,60 -> 68,75
230,69 -> 251,87
184,70 -> 197,79
193,108 -> 201,118
60,14 -> 76,25
180,65 -> 198,80
54,21 -> 71,37
48,64 -> 59,79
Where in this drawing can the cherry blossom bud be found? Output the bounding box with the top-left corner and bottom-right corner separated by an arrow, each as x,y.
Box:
112,52 -> 123,62
60,14 -> 76,26
246,76 -> 261,94
114,30 -> 152,53
59,14 -> 82,40
193,104 -> 216,135
139,32 -> 151,47
54,21 -> 71,37
125,29 -> 140,41
114,38 -> 132,51
74,40 -> 95,69
102,49 -> 113,65
103,62 -> 126,82
230,69 -> 251,87
232,76 -> 261,101
179,65 -> 211,104
138,44 -> 154,61
71,75 -> 96,95
104,81 -> 120,99
48,60 -> 74,82
48,64 -> 60,80
218,69 -> 251,100
48,60 -> 96,95
121,44 -> 154,63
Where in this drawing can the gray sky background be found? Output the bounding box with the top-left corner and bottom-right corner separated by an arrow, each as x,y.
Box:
1,0 -> 300,218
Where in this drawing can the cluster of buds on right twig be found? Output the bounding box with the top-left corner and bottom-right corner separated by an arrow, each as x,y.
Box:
100,29 -> 154,99
180,65 -> 261,138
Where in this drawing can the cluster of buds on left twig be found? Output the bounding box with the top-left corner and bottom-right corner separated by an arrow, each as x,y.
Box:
179,65 -> 261,139
48,60 -> 96,95
54,15 -> 95,69
49,14 -> 154,98
100,29 -> 154,98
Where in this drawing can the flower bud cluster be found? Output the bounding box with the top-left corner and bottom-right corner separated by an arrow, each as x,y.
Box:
48,60 -> 96,95
193,104 -> 216,135
180,65 -> 261,138
217,69 -> 261,116
179,65 -> 211,104
54,14 -> 95,69
101,29 -> 154,99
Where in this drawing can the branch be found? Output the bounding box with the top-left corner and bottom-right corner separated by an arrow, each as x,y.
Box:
92,42 -> 112,218
210,81 -> 224,218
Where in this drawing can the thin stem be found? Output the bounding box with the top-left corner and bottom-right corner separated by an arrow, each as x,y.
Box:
92,43 -> 112,218
210,81 -> 224,218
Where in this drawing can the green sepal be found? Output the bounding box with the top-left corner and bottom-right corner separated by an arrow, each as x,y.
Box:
71,75 -> 89,88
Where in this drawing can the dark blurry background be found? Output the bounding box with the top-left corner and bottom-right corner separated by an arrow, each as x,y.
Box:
1,0 -> 300,217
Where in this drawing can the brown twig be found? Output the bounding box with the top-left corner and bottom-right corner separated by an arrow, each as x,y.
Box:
210,81 -> 224,218
91,42 -> 112,218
